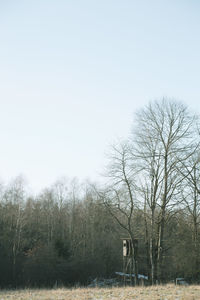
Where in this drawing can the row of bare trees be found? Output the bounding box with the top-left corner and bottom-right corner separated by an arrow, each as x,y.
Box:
101,99 -> 200,284
0,99 -> 199,287
102,99 -> 200,284
0,177 -> 122,287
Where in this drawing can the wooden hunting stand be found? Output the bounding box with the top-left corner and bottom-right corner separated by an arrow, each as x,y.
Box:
122,238 -> 138,285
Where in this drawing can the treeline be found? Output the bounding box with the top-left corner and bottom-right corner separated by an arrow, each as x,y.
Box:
0,99 -> 200,287
0,178 -> 122,287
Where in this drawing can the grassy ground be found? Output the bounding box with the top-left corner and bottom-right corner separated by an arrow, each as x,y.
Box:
0,285 -> 200,300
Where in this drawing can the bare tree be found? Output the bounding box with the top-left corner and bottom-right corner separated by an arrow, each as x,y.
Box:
99,141 -> 139,285
179,151 -> 200,276
131,99 -> 198,283
3,176 -> 26,285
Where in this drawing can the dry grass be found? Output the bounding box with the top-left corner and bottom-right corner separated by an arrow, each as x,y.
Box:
0,284 -> 200,300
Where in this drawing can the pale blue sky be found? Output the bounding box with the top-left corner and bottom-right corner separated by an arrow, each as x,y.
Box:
0,0 -> 200,192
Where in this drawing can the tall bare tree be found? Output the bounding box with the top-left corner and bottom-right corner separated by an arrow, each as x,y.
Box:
132,99 -> 198,283
179,150 -> 200,277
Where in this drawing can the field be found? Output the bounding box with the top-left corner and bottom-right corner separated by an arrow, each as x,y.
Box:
0,285 -> 200,300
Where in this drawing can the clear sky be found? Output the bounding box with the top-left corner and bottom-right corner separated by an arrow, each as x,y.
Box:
0,0 -> 200,192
